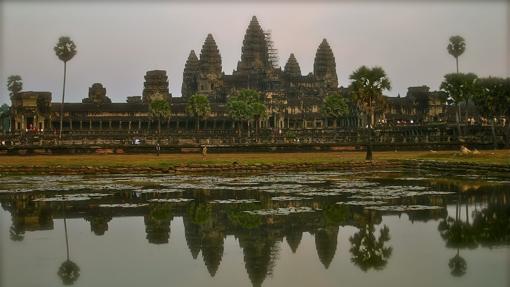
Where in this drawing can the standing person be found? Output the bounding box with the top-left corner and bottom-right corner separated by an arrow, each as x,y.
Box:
156,143 -> 161,156
201,145 -> 207,160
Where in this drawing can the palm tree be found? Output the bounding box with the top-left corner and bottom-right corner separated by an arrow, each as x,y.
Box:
7,75 -> 23,96
58,201 -> 80,285
349,66 -> 391,160
185,94 -> 211,130
54,36 -> 77,139
149,99 -> 172,134
447,35 -> 466,73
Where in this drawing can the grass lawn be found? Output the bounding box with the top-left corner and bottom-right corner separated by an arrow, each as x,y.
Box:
0,150 -> 508,168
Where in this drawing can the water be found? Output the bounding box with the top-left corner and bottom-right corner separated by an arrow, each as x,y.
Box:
0,170 -> 509,287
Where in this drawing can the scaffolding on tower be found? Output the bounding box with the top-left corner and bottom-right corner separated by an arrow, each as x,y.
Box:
264,30 -> 280,69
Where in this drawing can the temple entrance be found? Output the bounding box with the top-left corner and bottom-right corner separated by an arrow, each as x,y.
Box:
26,117 -> 34,130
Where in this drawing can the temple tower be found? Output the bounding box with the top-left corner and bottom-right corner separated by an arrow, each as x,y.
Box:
182,50 -> 199,99
197,34 -> 223,97
284,53 -> 302,77
235,16 -> 271,74
142,70 -> 171,103
313,39 -> 338,89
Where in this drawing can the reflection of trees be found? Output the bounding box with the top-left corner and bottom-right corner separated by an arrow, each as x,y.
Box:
349,224 -> 392,271
144,204 -> 173,244
187,202 -> 212,225
471,198 -> 510,247
323,204 -> 351,226
448,251 -> 467,277
438,190 -> 509,277
58,260 -> 81,285
58,202 -> 80,285
438,191 -> 476,277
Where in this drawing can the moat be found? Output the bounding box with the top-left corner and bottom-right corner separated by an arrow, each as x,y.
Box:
1,170 -> 508,287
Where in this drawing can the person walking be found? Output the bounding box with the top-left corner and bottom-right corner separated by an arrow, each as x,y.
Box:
201,145 -> 207,160
156,143 -> 161,156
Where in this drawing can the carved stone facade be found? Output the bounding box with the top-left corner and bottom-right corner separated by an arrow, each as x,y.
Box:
8,16 -> 448,133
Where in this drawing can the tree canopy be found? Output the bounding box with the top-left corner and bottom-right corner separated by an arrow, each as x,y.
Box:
54,36 -> 77,63
7,75 -> 22,96
349,66 -> 391,127
226,89 -> 266,123
321,92 -> 349,119
440,73 -> 478,108
186,94 -> 211,130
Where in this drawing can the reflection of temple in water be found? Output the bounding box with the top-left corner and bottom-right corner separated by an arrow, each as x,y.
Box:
1,178 -> 509,286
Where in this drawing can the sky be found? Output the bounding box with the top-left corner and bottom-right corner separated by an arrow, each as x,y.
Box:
0,1 -> 508,105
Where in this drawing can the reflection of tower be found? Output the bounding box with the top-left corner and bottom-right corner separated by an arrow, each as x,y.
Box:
201,229 -> 225,277
239,232 -> 280,287
285,228 -> 303,254
183,216 -> 202,259
144,204 -> 173,244
9,194 -> 54,241
85,210 -> 112,236
314,226 -> 339,269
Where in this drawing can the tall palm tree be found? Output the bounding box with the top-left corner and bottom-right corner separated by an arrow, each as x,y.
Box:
58,201 -> 80,285
349,66 -> 391,160
447,35 -> 466,73
186,94 -> 211,130
54,36 -> 77,139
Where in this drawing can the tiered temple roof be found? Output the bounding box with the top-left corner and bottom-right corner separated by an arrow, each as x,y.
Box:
199,34 -> 222,77
182,50 -> 200,98
142,70 -> 170,103
313,39 -> 338,88
235,16 -> 271,74
284,53 -> 302,77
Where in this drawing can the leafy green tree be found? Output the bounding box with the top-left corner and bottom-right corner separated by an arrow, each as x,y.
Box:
349,66 -> 391,160
226,89 -> 266,136
150,99 -> 172,134
54,36 -> 77,139
0,104 -> 9,115
447,35 -> 466,73
322,92 -> 349,127
349,224 -> 392,271
440,73 -> 478,136
473,77 -> 507,148
186,94 -> 211,130
7,75 -> 23,96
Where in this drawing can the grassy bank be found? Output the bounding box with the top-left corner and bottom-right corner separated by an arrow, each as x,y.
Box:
0,150 -> 508,169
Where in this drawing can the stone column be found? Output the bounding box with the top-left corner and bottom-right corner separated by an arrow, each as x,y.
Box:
99,120 -> 103,130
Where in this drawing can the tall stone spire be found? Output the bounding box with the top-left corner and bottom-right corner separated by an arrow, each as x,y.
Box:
199,34 -> 222,76
181,50 -> 199,98
236,16 -> 270,73
313,39 -> 338,88
284,53 -> 301,77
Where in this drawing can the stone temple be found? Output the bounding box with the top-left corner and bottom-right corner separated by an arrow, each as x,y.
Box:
8,16 -> 446,133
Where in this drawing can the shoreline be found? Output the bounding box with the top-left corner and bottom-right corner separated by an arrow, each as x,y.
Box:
1,150 -> 509,176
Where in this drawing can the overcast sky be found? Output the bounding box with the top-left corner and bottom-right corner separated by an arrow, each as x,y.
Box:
0,1 -> 508,105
